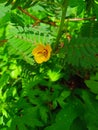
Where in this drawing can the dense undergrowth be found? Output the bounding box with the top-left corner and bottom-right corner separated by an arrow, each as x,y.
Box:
0,0 -> 98,130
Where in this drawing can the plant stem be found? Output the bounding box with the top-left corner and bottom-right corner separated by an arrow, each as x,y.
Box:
54,0 -> 68,50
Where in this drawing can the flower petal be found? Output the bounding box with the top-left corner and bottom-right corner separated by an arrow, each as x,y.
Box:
32,44 -> 45,56
32,44 -> 52,64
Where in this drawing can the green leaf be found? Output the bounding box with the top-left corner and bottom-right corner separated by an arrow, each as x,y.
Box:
9,104 -> 43,129
64,37 -> 98,68
23,0 -> 38,8
22,107 -> 44,128
0,0 -> 6,3
93,2 -> 98,20
0,73 -> 9,89
81,90 -> 98,130
10,12 -> 25,27
0,3 -> 11,19
57,90 -> 71,108
7,26 -> 34,65
69,0 -> 79,7
11,0 -> 20,10
39,106 -> 48,123
5,0 -> 13,6
80,21 -> 98,37
69,0 -> 85,14
85,80 -> 98,94
85,72 -> 98,94
70,117 -> 88,130
8,116 -> 27,130
45,97 -> 83,130
47,69 -> 62,81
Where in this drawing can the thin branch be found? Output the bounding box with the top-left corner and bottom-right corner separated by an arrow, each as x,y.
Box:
18,6 -> 39,21
66,16 -> 96,22
33,19 -> 56,27
18,6 -> 56,26
0,39 -> 8,46
18,6 -> 96,27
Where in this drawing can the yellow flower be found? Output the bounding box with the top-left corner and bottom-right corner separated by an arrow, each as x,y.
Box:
32,44 -> 52,64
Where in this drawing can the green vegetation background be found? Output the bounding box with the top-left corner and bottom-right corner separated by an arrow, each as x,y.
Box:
0,0 -> 98,130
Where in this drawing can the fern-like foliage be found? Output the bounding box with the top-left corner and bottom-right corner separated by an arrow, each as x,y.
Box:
3,0 -> 62,10
63,37 -> 98,68
6,25 -> 53,65
80,21 -> 98,37
7,30 -> 34,65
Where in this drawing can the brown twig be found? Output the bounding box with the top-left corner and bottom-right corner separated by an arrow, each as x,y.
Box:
0,39 -> 8,46
65,16 -> 96,22
18,6 -> 39,21
18,6 -> 96,26
18,6 -> 56,26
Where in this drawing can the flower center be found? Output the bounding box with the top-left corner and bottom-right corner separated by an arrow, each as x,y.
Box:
43,49 -> 48,57
37,49 -> 48,57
